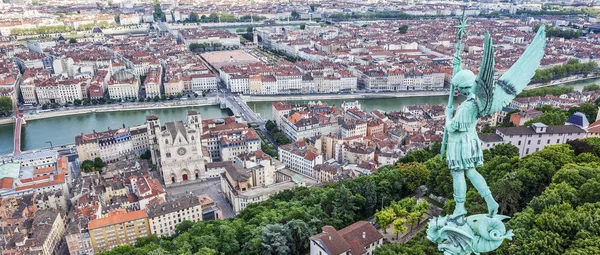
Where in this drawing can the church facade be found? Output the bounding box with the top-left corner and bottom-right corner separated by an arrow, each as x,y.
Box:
146,111 -> 207,186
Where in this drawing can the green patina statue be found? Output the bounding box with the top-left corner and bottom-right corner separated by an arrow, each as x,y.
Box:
428,13 -> 547,255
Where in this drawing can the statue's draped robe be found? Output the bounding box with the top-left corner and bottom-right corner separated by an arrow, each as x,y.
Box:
446,95 -> 483,171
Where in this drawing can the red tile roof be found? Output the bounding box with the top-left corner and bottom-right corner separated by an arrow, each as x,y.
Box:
88,210 -> 147,229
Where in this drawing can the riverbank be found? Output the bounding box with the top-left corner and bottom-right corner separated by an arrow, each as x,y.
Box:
0,98 -> 219,125
243,90 -> 449,102
526,75 -> 599,90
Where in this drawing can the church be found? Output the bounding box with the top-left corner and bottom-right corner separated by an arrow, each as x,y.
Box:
146,111 -> 207,186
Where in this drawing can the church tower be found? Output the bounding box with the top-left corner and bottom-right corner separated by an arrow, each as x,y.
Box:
145,114 -> 161,166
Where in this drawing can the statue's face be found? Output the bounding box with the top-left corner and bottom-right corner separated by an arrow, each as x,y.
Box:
452,70 -> 476,95
457,86 -> 472,95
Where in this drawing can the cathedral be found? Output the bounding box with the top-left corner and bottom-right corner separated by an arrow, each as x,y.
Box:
146,111 -> 206,186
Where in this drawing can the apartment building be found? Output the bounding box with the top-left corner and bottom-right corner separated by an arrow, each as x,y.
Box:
278,141 -> 323,177
144,67 -> 163,98
107,70 -> 140,100
146,194 -> 203,237
483,123 -> 587,157
88,210 -> 150,253
340,120 -> 367,139
191,73 -> 218,92
201,117 -> 261,162
65,218 -> 93,255
75,125 -> 149,163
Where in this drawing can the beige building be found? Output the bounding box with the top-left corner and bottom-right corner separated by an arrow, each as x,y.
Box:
249,74 -> 262,94
35,78 -> 85,105
343,145 -> 375,164
65,218 -> 93,255
144,67 -> 163,98
88,210 -> 150,253
75,125 -> 149,163
164,77 -> 185,96
107,70 -> 140,100
340,120 -> 367,138
220,161 -> 314,214
146,194 -> 203,237
9,210 -> 66,255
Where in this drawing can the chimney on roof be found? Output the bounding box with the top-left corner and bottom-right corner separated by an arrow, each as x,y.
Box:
362,232 -> 366,239
328,235 -> 331,241
123,123 -> 125,128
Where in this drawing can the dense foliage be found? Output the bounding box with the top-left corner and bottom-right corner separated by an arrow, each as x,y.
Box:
0,97 -> 12,117
583,84 -> 600,92
517,86 -> 573,98
531,59 -> 598,84
377,138 -> 600,254
534,24 -> 583,39
522,104 -> 597,126
265,120 -> 291,145
98,157 -> 430,255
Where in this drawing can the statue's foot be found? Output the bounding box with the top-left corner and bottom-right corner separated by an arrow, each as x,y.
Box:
450,203 -> 467,219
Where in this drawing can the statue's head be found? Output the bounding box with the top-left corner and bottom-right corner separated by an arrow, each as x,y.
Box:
452,70 -> 476,95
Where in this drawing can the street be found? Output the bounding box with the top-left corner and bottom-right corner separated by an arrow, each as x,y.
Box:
165,178 -> 235,219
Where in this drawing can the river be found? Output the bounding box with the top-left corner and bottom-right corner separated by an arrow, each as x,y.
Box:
1,78 -> 598,155
0,106 -> 230,155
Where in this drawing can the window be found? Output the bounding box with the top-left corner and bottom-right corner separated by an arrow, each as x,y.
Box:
537,140 -> 541,145
547,139 -> 550,144
557,139 -> 560,143
527,140 -> 531,145
518,141 -> 521,145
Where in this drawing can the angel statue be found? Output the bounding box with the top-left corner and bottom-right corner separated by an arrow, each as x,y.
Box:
428,12 -> 546,255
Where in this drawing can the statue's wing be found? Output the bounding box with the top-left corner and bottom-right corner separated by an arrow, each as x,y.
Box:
440,225 -> 474,250
480,25 -> 547,117
474,31 -> 496,117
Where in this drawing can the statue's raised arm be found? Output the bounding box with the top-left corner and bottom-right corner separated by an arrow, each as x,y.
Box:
474,25 -> 547,118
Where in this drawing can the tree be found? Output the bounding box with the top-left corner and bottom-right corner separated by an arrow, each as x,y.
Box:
260,224 -> 292,255
396,162 -> 429,193
177,92 -> 182,98
291,9 -> 300,19
374,208 -> 395,233
81,160 -> 95,173
583,84 -> 600,92
135,235 -> 159,247
391,217 -> 407,239
285,219 -> 313,254
188,12 -> 199,23
140,149 -> 152,160
265,120 -> 277,132
299,24 -> 305,30
93,157 -> 105,171
153,96 -> 160,102
397,24 -> 409,34
69,38 -> 77,44
114,14 -> 120,24
0,97 -> 12,116
524,111 -> 568,126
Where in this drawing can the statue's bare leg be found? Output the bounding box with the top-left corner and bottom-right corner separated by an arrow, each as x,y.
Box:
465,168 -> 499,216
450,170 -> 467,219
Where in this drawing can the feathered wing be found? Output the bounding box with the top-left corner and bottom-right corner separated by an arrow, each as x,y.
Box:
474,31 -> 496,116
478,25 -> 547,117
